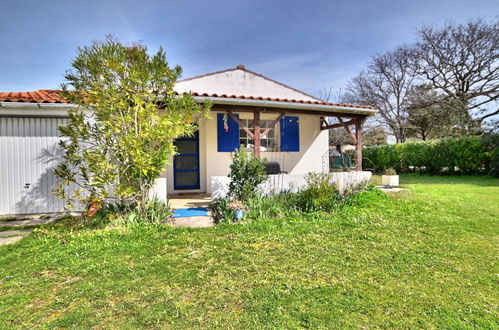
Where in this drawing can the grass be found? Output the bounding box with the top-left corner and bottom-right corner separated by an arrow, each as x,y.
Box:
1,175 -> 498,328
0,217 -> 18,222
0,225 -> 41,232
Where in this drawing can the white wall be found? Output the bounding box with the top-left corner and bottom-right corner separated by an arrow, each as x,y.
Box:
175,68 -> 320,101
211,172 -> 373,200
164,111 -> 329,195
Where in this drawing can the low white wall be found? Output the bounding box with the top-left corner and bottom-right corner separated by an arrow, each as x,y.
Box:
150,177 -> 168,202
211,171 -> 372,200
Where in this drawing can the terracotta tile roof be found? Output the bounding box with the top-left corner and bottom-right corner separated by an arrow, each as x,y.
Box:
0,89 -> 377,110
189,92 -> 378,110
0,89 -> 70,103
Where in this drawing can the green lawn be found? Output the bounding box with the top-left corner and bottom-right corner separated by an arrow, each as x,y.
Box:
1,175 -> 498,328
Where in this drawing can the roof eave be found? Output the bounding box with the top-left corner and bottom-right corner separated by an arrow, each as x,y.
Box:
0,97 -> 378,117
0,102 -> 78,117
194,96 -> 377,116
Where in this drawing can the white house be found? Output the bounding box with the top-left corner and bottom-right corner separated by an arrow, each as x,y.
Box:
0,65 -> 376,215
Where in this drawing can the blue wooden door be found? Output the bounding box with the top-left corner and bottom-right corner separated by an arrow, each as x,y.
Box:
173,132 -> 200,190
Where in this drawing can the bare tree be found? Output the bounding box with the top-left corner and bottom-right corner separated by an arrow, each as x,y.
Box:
318,86 -> 343,103
414,18 -> 499,123
344,47 -> 417,142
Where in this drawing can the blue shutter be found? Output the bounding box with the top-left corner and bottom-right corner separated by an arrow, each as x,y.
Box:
217,113 -> 240,152
280,116 -> 299,152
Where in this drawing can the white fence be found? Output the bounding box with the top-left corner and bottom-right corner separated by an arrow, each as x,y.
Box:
211,171 -> 372,200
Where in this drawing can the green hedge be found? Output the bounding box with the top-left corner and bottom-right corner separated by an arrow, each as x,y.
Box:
363,135 -> 499,176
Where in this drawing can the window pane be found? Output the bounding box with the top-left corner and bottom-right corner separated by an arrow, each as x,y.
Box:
175,156 -> 198,170
268,140 -> 276,151
175,140 -> 197,154
267,129 -> 274,139
175,172 -> 198,187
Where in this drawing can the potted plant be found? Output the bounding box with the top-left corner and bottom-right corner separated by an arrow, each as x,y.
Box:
228,199 -> 246,221
382,168 -> 399,187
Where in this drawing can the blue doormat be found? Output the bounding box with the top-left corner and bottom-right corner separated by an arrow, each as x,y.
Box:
172,207 -> 208,218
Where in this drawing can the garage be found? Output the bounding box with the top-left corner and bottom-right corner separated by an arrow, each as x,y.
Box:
0,116 -> 67,215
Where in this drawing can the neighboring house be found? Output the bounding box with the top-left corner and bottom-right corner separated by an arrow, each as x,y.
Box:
0,65 -> 376,215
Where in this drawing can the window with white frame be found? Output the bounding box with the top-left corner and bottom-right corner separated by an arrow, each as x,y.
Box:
239,119 -> 280,152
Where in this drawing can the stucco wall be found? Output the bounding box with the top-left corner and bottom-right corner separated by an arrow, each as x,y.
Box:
204,111 -> 329,194
211,171 -> 373,200
164,111 -> 329,195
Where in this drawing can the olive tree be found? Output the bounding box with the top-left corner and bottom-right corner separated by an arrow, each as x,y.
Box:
54,38 -> 210,215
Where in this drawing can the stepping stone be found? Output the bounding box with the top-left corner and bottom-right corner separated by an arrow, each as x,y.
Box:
0,228 -> 34,238
0,218 -> 58,228
377,186 -> 409,193
0,235 -> 25,246
173,216 -> 214,228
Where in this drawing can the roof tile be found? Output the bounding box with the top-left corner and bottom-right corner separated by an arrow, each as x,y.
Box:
0,89 -> 378,110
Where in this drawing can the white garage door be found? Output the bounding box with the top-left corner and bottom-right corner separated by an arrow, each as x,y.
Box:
0,117 -> 68,215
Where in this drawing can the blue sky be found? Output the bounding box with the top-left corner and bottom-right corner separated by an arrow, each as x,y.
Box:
1,0 -> 498,98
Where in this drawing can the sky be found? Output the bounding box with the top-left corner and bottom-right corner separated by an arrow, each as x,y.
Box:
1,0 -> 498,98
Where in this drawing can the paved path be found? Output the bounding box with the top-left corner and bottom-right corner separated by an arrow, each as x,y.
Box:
0,236 -> 25,246
173,216 -> 215,228
0,218 -> 57,228
169,193 -> 211,209
377,186 -> 409,193
0,217 -> 60,246
0,228 -> 34,238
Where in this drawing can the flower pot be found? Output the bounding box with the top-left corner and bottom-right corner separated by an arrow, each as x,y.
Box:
382,175 -> 399,187
234,209 -> 245,220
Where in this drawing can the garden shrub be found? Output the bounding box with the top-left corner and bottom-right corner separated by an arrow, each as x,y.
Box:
97,197 -> 172,225
296,172 -> 341,212
227,149 -> 268,201
213,172 -> 374,222
482,134 -> 499,177
363,134 -> 498,176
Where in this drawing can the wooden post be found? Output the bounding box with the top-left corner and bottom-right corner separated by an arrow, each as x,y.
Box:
355,118 -> 364,171
253,111 -> 261,158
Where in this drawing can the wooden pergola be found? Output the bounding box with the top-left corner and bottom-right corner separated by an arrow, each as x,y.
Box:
212,104 -> 370,171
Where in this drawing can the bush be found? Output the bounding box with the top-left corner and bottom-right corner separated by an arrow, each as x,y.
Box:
483,134 -> 499,177
210,198 -> 234,223
227,149 -> 268,201
97,197 -> 172,225
363,135 -> 498,176
213,172 -> 373,222
246,191 -> 303,219
296,172 -> 341,212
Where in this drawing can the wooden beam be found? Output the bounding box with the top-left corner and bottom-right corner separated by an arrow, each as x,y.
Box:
227,111 -> 253,139
320,116 -> 329,127
320,118 -> 357,130
253,111 -> 261,158
355,118 -> 365,171
213,104 -> 369,119
338,117 -> 357,143
261,112 -> 285,138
